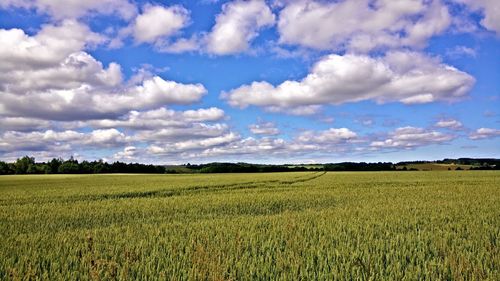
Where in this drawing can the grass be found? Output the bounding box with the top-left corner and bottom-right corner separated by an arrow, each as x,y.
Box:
396,163 -> 473,171
0,171 -> 499,280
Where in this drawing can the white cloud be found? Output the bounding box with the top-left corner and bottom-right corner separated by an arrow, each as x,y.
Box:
206,0 -> 275,55
130,76 -> 206,106
469,128 -> 500,140
156,36 -> 200,53
0,0 -> 137,20
224,51 -> 475,111
265,105 -> 322,116
181,107 -> 225,122
0,117 -> 51,131
370,126 -> 454,149
455,0 -> 500,34
133,123 -> 229,142
277,0 -> 451,52
198,137 -> 287,158
297,128 -> 357,144
401,0 -> 451,48
87,129 -> 126,147
446,46 -> 477,58
140,124 -> 360,160
89,107 -> 224,130
1,51 -> 122,94
179,127 -> 358,159
113,146 -> 138,160
0,129 -> 127,153
0,20 -> 104,71
1,74 -> 207,121
356,117 -> 374,127
147,132 -> 240,155
249,122 -> 280,135
435,119 -> 463,129
133,5 -> 190,44
0,22 -> 207,121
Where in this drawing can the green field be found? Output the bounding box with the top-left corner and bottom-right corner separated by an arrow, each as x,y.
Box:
396,163 -> 474,171
1,171 -> 499,280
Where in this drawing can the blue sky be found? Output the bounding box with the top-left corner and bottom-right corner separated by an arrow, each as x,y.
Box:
0,0 -> 498,164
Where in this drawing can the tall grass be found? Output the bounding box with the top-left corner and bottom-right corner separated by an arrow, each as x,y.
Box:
0,171 -> 498,280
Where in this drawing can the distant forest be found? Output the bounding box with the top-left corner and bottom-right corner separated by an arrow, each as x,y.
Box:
0,156 -> 498,175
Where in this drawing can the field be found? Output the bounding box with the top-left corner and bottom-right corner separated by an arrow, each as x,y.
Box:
396,163 -> 473,171
0,171 -> 499,280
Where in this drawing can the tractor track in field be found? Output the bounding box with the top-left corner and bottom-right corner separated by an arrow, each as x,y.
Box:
94,171 -> 327,200
1,172 -> 327,206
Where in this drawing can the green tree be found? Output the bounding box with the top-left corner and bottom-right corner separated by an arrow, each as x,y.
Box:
15,156 -> 35,174
0,161 -> 12,175
48,158 -> 63,174
58,162 -> 80,174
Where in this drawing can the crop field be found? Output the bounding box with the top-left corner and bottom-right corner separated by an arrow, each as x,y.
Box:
395,163 -> 473,171
0,171 -> 499,280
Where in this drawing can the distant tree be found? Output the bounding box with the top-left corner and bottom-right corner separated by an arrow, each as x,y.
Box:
79,161 -> 94,173
0,161 -> 12,175
93,160 -> 108,173
26,163 -> 48,174
15,156 -> 35,174
58,162 -> 80,174
48,158 -> 63,174
66,156 -> 78,164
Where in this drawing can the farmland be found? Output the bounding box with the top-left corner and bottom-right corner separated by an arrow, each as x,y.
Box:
395,163 -> 473,171
0,171 -> 499,280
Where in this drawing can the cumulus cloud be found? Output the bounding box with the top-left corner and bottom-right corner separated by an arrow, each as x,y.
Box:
206,0 -> 275,55
132,5 -> 190,44
1,74 -> 207,121
145,126 -> 358,160
224,51 -> 475,112
249,122 -> 280,135
469,128 -> 500,140
265,105 -> 323,116
0,20 -> 104,71
454,0 -> 500,34
86,129 -> 127,147
94,107 -> 231,153
0,22 -> 207,121
88,107 -> 224,130
147,132 -> 240,155
134,123 -> 230,143
0,129 -> 127,153
0,106 -> 229,160
370,126 -> 455,149
156,36 -> 200,53
0,51 -> 122,94
0,1 -> 491,163
277,0 -> 451,52
198,137 -> 287,158
225,127 -> 355,158
296,128 -> 357,144
0,0 -> 137,20
113,146 -> 138,160
0,117 -> 51,131
435,119 -> 463,130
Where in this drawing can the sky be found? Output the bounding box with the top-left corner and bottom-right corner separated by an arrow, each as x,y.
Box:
0,0 -> 499,164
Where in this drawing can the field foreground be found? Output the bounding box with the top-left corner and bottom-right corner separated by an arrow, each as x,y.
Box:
0,171 -> 499,280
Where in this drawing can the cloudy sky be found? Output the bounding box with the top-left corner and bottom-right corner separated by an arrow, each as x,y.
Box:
0,0 -> 498,164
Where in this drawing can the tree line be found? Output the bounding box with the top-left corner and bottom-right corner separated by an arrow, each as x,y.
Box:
0,156 -> 166,175
0,157 -> 396,175
1,156 -> 498,175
